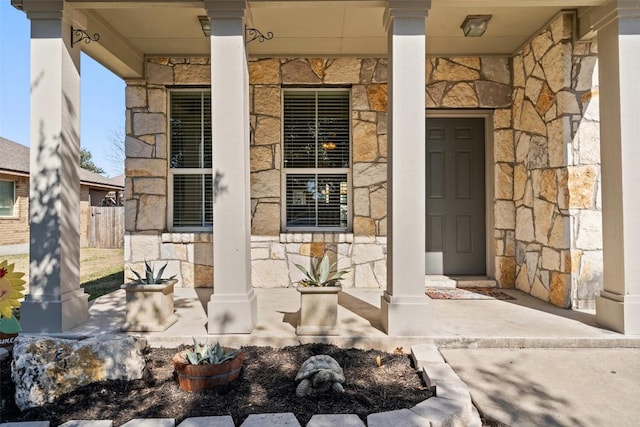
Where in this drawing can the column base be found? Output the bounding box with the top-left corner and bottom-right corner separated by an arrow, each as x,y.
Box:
20,289 -> 89,333
380,292 -> 432,336
208,288 -> 257,334
596,291 -> 640,335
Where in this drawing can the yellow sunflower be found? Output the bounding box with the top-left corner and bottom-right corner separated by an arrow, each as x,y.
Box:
0,260 -> 26,319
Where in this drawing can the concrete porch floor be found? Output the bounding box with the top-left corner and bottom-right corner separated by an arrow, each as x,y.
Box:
62,287 -> 640,350
19,287 -> 640,426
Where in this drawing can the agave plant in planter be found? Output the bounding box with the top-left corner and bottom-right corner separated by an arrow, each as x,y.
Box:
173,338 -> 245,392
121,261 -> 178,332
294,254 -> 348,336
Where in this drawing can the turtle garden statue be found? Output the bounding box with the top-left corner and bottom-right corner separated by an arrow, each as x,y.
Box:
295,355 -> 345,397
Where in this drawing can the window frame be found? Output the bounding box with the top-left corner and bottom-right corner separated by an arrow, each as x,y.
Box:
167,88 -> 213,232
280,88 -> 352,232
0,179 -> 16,218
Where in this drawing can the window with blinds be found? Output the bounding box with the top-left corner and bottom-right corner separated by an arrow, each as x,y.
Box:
0,180 -> 15,217
282,90 -> 350,230
169,90 -> 213,229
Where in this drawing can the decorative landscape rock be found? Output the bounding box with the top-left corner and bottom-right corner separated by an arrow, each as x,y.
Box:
295,355 -> 345,397
11,335 -> 147,410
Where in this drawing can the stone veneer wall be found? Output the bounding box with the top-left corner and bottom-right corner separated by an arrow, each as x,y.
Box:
425,57 -> 515,286
124,55 -> 515,289
125,51 -> 601,308
511,13 -> 602,308
248,58 -> 390,289
124,57 -> 214,287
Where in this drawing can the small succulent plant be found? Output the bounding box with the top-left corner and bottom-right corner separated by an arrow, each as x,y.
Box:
182,338 -> 240,365
129,260 -> 176,285
295,254 -> 348,287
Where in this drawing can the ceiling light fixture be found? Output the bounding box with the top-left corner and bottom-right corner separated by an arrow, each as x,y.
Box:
461,15 -> 492,37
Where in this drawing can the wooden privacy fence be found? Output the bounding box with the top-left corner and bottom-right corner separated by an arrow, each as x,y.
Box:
89,207 -> 124,248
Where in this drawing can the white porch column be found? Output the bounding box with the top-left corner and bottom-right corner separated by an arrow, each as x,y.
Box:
381,0 -> 432,336
19,0 -> 88,332
593,1 -> 640,334
205,0 -> 257,334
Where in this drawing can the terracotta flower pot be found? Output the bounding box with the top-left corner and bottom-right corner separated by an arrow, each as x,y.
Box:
172,349 -> 245,392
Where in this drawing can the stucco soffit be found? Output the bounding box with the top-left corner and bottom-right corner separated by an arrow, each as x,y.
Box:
66,1 -> 201,8
435,0 -> 607,6
81,9 -> 144,78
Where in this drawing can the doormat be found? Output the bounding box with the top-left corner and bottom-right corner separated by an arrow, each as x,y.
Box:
425,287 -> 516,300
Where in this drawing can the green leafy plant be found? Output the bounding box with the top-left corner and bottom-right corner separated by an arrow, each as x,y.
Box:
295,254 -> 348,287
182,338 -> 240,365
129,260 -> 176,285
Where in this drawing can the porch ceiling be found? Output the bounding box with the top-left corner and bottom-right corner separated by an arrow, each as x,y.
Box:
59,0 -> 608,79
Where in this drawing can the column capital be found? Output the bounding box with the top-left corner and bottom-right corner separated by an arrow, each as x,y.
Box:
20,0 -> 66,20
586,0 -> 640,33
205,0 -> 248,20
384,0 -> 431,30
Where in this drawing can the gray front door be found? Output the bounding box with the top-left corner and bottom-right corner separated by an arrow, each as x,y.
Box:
426,117 -> 486,275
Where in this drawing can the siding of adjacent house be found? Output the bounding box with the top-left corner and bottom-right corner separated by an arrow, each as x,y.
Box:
0,176 -> 114,253
0,138 -> 124,255
0,173 -> 30,253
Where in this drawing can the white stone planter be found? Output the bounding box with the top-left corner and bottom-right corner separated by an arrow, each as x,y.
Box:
296,285 -> 341,336
121,279 -> 179,332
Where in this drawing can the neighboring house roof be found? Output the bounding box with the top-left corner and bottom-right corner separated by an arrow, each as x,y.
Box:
110,174 -> 125,187
0,137 -> 124,191
0,137 -> 30,176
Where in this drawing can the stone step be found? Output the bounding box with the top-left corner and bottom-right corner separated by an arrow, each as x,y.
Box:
453,276 -> 497,288
424,275 -> 457,288
425,275 -> 497,288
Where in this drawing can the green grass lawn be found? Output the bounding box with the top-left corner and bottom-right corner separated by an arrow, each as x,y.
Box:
2,248 -> 124,301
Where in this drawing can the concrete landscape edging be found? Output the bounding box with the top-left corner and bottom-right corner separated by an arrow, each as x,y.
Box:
2,345 -> 480,427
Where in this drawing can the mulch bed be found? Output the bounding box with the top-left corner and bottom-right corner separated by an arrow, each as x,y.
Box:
1,343 -> 432,426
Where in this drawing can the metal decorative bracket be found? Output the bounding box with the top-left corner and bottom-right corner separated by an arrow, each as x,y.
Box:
71,27 -> 100,47
245,26 -> 273,44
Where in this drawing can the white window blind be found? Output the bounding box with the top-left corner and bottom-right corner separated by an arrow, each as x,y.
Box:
283,90 -> 350,230
0,180 -> 15,217
169,90 -> 212,229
